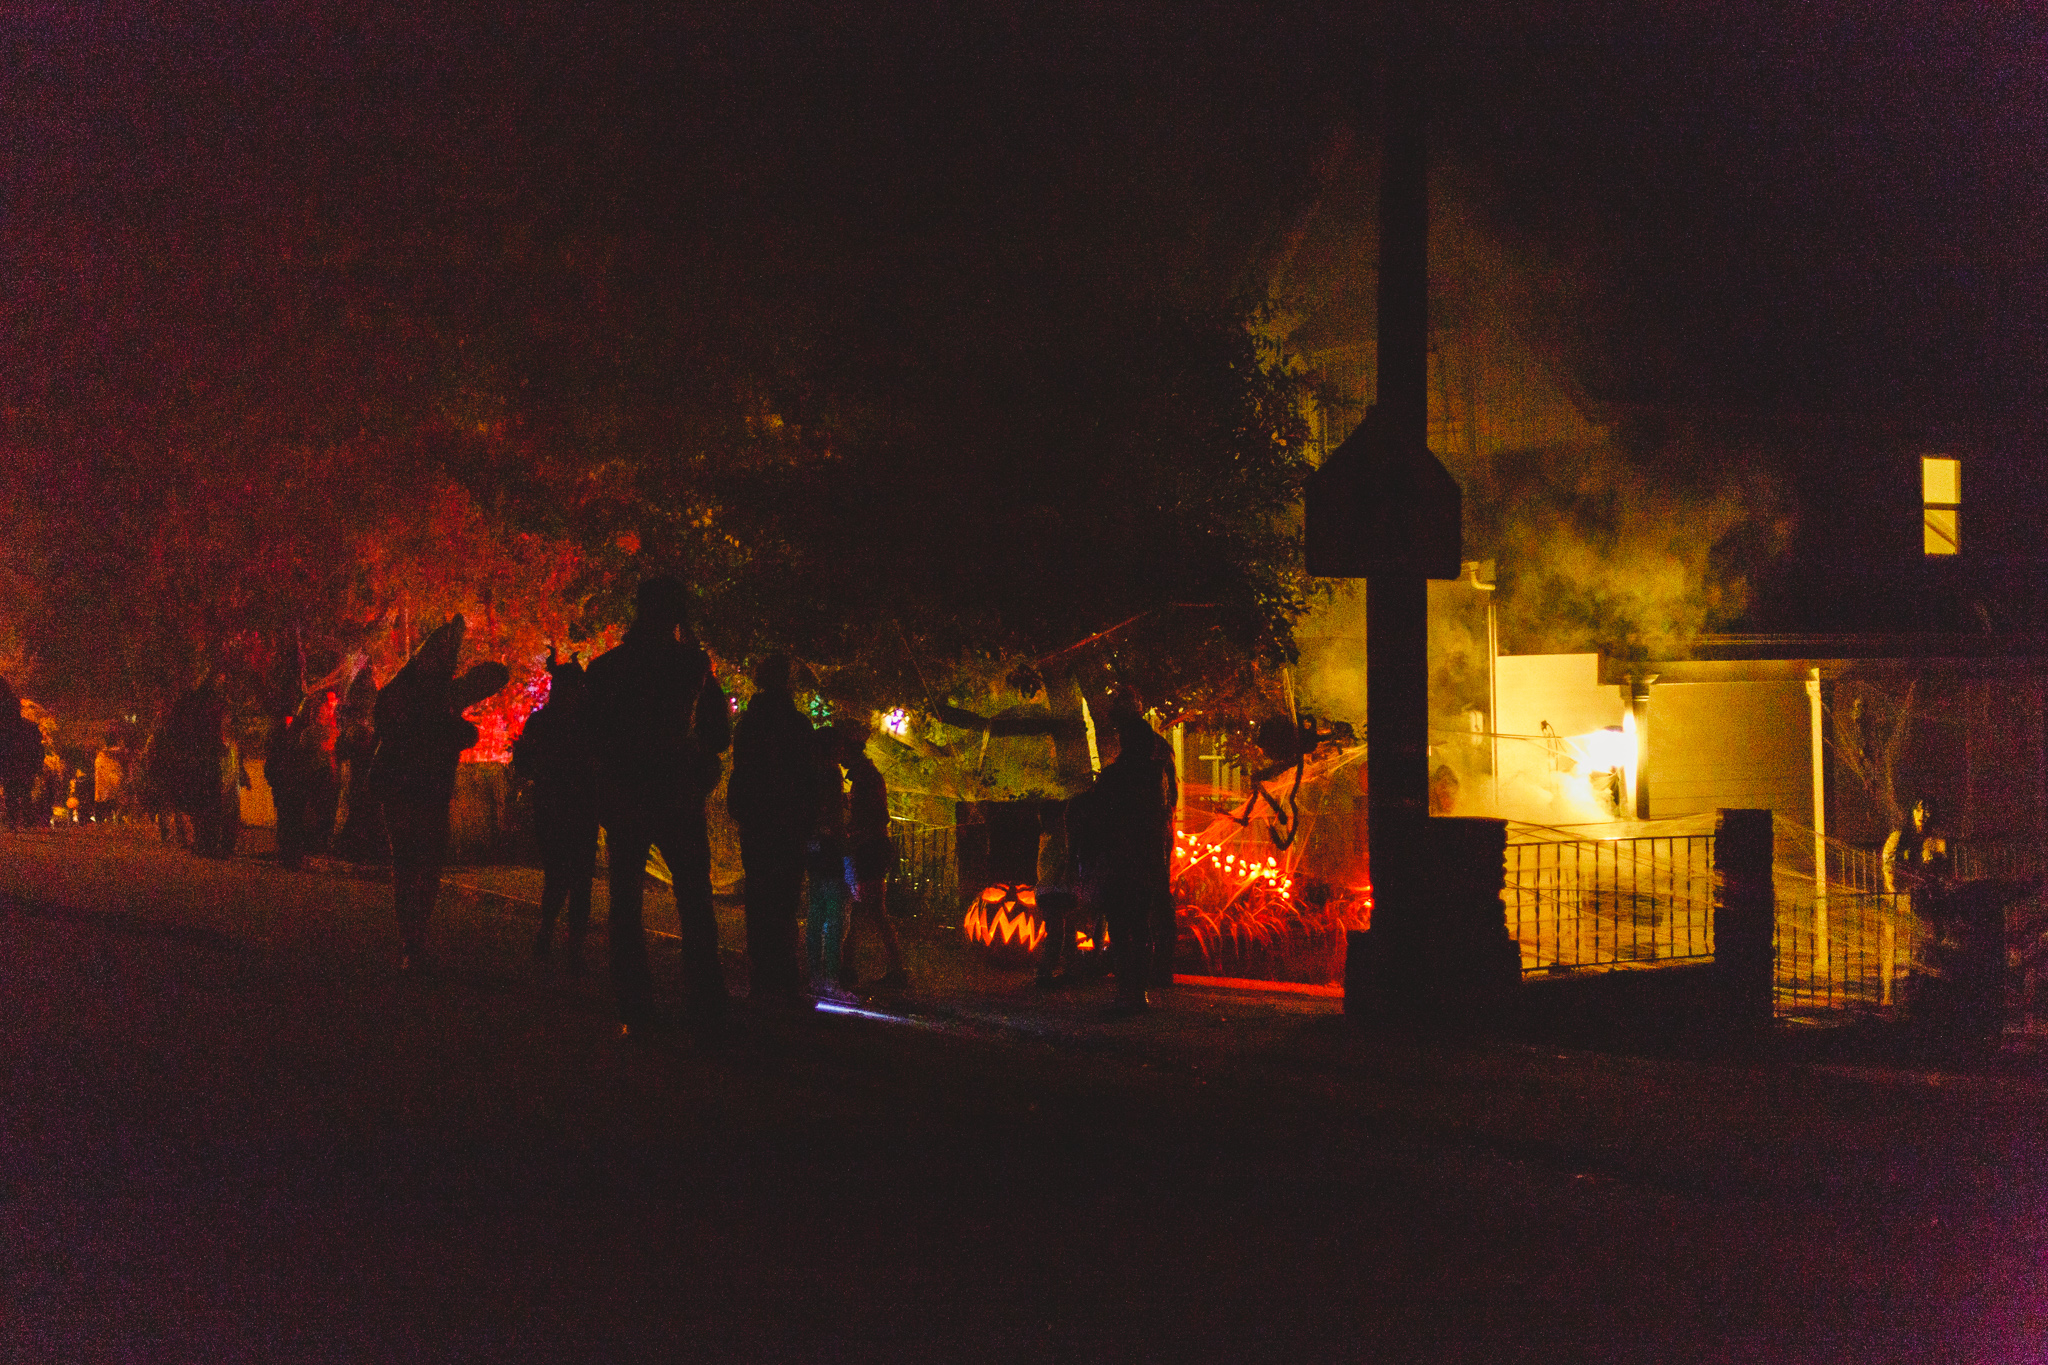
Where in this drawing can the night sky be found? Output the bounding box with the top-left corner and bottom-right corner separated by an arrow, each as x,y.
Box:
7,2 -> 2041,432
3,1 -> 2045,692
8,2 -> 2039,431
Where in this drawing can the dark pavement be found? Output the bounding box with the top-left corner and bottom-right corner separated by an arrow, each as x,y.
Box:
2,823 -> 2044,1363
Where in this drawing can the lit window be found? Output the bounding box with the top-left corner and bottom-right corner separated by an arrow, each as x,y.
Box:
1923,455 -> 1960,555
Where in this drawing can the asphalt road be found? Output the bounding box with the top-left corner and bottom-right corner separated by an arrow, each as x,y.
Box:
2,826 -> 2043,1364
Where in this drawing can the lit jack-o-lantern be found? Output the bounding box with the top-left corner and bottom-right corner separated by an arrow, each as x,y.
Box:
963,884 -> 1045,965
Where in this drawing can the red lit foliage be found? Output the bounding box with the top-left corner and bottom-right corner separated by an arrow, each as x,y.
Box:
1171,828 -> 1371,985
350,480 -> 602,762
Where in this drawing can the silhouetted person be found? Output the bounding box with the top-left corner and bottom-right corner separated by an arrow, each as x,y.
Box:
272,689 -> 340,869
330,665 -> 383,861
586,577 -> 732,1037
512,649 -> 599,969
804,723 -> 850,995
207,714 -> 248,856
0,678 -> 43,831
727,653 -> 816,1010
1885,794 -> 1955,978
837,720 -> 906,992
1034,797 -> 1106,989
159,673 -> 233,854
1137,715 -> 1182,986
94,727 -> 132,824
1430,763 -> 1462,817
36,740 -> 65,828
1084,709 -> 1177,1013
301,690 -> 342,849
369,616 -> 510,974
131,711 -> 173,841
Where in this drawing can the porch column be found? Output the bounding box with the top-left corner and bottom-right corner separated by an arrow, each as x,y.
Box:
1807,668 -> 1828,973
1627,674 -> 1655,819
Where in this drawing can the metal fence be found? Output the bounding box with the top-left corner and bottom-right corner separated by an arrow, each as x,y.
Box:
1511,814 -> 2041,1025
1772,892 -> 1911,1013
888,818 -> 958,921
1772,815 -> 2048,1021
1504,831 -> 1717,973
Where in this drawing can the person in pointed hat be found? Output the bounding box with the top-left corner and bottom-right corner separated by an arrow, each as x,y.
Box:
369,615 -> 510,974
330,662 -> 384,861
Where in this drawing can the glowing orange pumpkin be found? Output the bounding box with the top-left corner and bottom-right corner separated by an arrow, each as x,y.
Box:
962,884 -> 1045,966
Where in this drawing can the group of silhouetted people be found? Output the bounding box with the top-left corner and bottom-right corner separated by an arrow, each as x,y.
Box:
2,571 -> 1184,1031
511,579 -> 913,1036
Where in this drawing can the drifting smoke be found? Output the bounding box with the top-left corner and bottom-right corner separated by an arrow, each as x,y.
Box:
1282,159 -> 1794,822
1427,178 -> 1794,661
1460,432 -> 1790,661
1286,164 -> 1792,681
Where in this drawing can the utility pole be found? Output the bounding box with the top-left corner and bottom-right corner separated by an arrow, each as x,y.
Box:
1303,28 -> 1460,932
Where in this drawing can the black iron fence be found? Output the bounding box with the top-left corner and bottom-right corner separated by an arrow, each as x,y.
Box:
1512,814 -> 2044,1027
898,804 -> 2047,1030
889,818 -> 959,922
1504,829 -> 1717,973
1773,891 -> 1911,1014
1772,816 -> 2047,1023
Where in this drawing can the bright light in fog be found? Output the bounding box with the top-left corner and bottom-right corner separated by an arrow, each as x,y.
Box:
1578,724 -> 1630,771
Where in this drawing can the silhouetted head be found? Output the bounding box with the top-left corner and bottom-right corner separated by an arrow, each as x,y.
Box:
299,689 -> 339,728
1912,796 -> 1937,830
544,646 -> 586,690
834,719 -> 871,762
1111,708 -> 1155,757
633,577 -> 692,635
411,616 -> 466,688
342,663 -> 378,712
753,653 -> 794,696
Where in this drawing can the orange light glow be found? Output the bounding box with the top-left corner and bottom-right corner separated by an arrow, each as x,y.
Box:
963,884 -> 1047,957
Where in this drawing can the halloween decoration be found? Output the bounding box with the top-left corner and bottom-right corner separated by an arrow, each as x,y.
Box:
1172,826 -> 1371,984
962,883 -> 1046,966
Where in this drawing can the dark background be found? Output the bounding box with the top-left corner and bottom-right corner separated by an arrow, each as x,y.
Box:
4,1 -> 2045,678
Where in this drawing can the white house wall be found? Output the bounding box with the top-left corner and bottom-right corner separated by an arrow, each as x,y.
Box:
1492,654 -> 1626,823
1647,681 -> 1811,822
1495,654 -> 1620,738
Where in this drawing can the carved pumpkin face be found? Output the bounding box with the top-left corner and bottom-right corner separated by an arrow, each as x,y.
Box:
962,883 -> 1044,965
